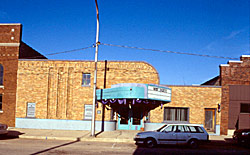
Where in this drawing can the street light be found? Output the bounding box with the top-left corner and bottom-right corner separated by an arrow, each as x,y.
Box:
91,0 -> 100,137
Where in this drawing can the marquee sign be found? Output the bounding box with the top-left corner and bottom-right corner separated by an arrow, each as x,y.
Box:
96,83 -> 171,102
148,85 -> 171,101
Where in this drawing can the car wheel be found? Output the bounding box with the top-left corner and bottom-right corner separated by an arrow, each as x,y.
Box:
188,139 -> 199,149
144,138 -> 156,148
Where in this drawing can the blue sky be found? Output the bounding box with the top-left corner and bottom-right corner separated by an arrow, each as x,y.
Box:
1,0 -> 249,85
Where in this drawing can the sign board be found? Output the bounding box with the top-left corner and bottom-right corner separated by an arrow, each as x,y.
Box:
148,85 -> 171,101
84,104 -> 93,119
27,102 -> 36,118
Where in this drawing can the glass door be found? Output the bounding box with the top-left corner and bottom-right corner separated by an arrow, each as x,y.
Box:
117,106 -> 143,130
205,109 -> 216,132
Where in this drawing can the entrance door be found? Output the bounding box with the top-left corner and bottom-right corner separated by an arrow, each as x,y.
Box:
118,106 -> 143,130
205,109 -> 216,132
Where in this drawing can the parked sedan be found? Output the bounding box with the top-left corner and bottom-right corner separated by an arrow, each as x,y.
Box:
0,123 -> 8,135
134,124 -> 209,148
233,129 -> 250,146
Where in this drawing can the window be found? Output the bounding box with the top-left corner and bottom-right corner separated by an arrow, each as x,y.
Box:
164,107 -> 188,122
82,73 -> 91,86
0,94 -> 2,111
187,126 -> 204,133
240,103 -> 250,113
0,64 -> 3,85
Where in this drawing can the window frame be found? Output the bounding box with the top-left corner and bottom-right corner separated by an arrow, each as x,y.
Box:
0,64 -> 3,86
163,107 -> 189,123
0,94 -> 2,112
82,73 -> 91,86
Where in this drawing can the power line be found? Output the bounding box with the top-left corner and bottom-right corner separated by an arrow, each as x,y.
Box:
100,43 -> 239,60
46,45 -> 94,56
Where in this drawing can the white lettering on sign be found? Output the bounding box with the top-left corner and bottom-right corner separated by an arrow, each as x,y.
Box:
148,86 -> 171,101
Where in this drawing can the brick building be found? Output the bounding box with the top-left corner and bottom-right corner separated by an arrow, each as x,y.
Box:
0,24 -> 46,127
220,56 -> 250,135
148,85 -> 221,134
1,23 -> 223,135
15,60 -> 160,130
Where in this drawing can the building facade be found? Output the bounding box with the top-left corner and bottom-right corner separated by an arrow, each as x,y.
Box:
220,56 -> 250,135
15,60 -> 159,130
1,23 -> 225,135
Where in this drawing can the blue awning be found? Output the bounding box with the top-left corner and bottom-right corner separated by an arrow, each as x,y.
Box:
96,83 -> 171,103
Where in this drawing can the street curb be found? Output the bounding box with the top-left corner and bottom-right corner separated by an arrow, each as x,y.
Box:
18,135 -> 134,143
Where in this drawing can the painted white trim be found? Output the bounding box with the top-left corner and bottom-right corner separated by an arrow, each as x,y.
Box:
0,23 -> 21,25
228,60 -> 243,63
241,55 -> 250,58
220,64 -> 230,67
0,43 -> 20,47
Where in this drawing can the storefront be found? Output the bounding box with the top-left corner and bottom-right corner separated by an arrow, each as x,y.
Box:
97,83 -> 172,130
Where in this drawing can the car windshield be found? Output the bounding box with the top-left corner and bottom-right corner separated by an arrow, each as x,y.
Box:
156,125 -> 167,132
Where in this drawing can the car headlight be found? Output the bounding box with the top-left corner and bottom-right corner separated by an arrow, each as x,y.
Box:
135,134 -> 141,138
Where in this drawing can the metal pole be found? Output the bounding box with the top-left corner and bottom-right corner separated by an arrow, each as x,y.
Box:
91,0 -> 100,137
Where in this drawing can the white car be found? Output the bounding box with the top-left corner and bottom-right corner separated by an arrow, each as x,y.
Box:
0,123 -> 8,135
134,124 -> 209,148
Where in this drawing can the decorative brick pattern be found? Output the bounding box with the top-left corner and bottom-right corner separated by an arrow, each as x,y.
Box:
16,60 -> 159,121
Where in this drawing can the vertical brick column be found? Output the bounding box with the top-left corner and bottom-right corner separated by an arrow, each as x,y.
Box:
0,24 -> 22,127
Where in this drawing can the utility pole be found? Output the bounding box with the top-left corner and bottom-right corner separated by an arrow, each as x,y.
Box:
91,0 -> 100,137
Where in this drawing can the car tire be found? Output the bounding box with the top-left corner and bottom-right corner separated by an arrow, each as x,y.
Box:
144,138 -> 156,148
188,139 -> 199,149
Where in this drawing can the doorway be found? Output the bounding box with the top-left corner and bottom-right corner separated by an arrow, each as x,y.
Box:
117,106 -> 143,130
204,108 -> 216,132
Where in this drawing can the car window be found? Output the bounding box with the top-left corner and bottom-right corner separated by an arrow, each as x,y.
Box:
177,125 -> 185,132
172,125 -> 177,132
183,125 -> 190,132
188,126 -> 197,132
157,125 -> 167,132
187,126 -> 205,133
164,125 -> 173,132
195,126 -> 204,133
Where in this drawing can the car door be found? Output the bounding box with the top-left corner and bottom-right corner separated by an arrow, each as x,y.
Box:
157,125 -> 177,145
175,125 -> 190,144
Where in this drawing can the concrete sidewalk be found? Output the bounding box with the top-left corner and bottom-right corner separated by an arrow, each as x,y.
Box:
6,128 -> 232,143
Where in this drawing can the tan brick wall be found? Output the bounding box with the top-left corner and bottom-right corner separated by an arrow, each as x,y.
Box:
220,56 -> 250,135
16,60 -> 159,121
150,86 -> 221,126
0,24 -> 21,127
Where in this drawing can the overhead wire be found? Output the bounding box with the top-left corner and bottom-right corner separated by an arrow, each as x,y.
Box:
100,42 -> 239,60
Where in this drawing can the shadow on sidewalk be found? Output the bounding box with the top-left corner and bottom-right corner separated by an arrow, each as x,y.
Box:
30,140 -> 80,155
0,130 -> 24,140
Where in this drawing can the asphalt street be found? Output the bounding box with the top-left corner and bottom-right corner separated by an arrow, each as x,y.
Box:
0,136 -> 249,155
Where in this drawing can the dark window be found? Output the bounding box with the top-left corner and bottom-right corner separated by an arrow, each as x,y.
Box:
82,73 -> 91,86
164,107 -> 188,122
0,94 -> 2,111
240,103 -> 250,113
0,64 -> 3,85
